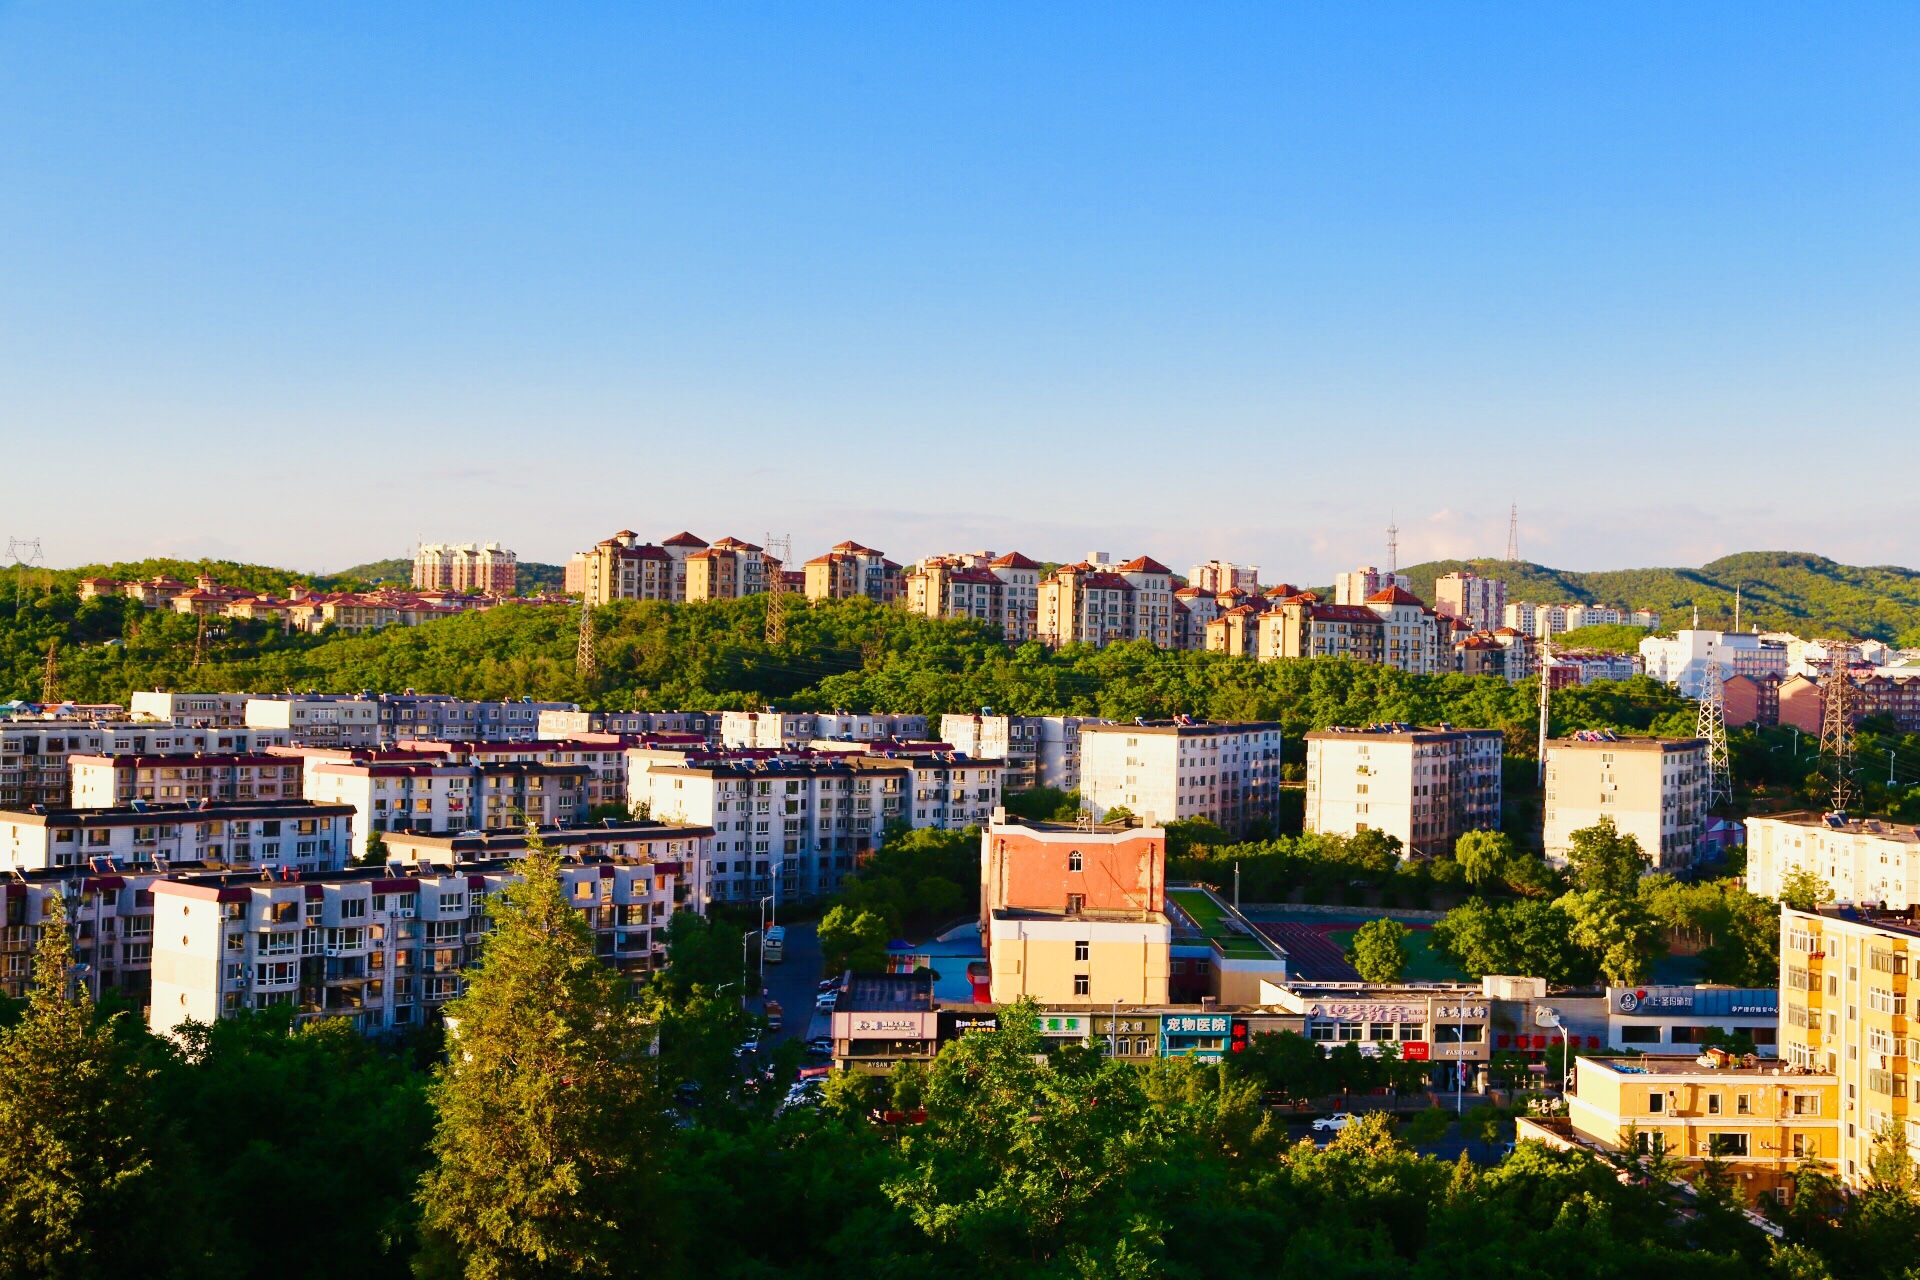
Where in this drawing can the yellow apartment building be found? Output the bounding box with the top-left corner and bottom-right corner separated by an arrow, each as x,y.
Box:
1779,904 -> 1920,1186
1568,1054 -> 1838,1201
1541,734 -> 1709,872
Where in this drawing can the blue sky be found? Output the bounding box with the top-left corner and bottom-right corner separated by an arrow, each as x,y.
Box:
3,3 -> 1915,580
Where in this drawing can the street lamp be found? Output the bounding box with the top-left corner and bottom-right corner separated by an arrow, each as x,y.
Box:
741,931 -> 761,1012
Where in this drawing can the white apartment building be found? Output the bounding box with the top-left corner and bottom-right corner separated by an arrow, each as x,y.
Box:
377,695 -> 577,744
1746,813 -> 1920,910
1507,602 -> 1660,639
1640,630 -> 1790,699
538,708 -> 721,742
1,800 -> 356,872
246,695 -> 383,747
1303,725 -> 1504,858
1433,572 -> 1507,632
147,826 -> 700,1038
720,711 -> 927,750
940,714 -> 1112,793
1542,734 -> 1709,871
888,754 -> 1005,832
2,721 -> 291,808
129,691 -> 253,727
306,758 -> 478,858
69,754 -> 303,807
633,760 -> 911,901
1079,720 -> 1283,837
1334,566 -> 1410,606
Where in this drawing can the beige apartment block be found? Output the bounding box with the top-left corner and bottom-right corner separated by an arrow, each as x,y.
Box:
1776,905 -> 1920,1188
1037,555 -> 1175,649
1366,586 -> 1442,674
1303,725 -> 1504,857
1334,566 -> 1409,605
413,542 -> 517,595
1434,572 -> 1506,631
684,536 -> 776,600
1747,813 -> 1920,910
1256,600 -> 1384,662
803,541 -> 903,603
70,754 -> 302,807
566,530 -> 674,605
1542,735 -> 1708,871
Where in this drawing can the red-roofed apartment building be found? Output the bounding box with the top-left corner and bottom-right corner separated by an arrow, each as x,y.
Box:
1037,553 -> 1176,648
803,541 -> 903,603
905,551 -> 1044,642
565,530 -> 674,605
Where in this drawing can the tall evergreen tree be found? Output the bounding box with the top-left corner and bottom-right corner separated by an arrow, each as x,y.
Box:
0,892 -> 166,1278
416,828 -> 669,1279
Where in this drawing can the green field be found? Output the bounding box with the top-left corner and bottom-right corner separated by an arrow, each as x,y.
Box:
1325,926 -> 1466,982
1168,887 -> 1282,960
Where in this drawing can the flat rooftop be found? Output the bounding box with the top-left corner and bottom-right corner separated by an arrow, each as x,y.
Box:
1167,886 -> 1286,962
1584,1055 -> 1830,1079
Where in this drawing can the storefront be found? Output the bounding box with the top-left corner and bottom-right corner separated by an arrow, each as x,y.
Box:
1161,1012 -> 1232,1061
1607,986 -> 1778,1057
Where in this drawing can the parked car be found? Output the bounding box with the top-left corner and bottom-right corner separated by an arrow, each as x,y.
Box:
815,991 -> 837,1011
1311,1112 -> 1355,1133
733,1038 -> 760,1059
806,1036 -> 833,1057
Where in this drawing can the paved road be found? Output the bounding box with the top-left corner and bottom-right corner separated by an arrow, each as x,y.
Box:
753,920 -> 825,1044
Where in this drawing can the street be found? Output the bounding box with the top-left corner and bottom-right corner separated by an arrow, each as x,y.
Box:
753,919 -> 825,1044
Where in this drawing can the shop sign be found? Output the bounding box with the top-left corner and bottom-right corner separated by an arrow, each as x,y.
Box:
1401,1041 -> 1430,1061
1308,1003 -> 1424,1022
1161,1014 -> 1230,1034
1434,1004 -> 1488,1020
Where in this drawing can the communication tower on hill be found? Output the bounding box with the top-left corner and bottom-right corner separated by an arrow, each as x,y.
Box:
1386,523 -> 1399,575
1506,505 -> 1520,562
1819,640 -> 1859,813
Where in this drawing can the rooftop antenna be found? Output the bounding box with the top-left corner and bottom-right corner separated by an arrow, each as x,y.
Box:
1734,583 -> 1742,633
1505,505 -> 1520,563
1819,639 -> 1858,814
7,537 -> 44,609
1386,522 -> 1399,575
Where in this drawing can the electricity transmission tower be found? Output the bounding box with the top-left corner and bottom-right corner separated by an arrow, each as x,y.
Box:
575,594 -> 596,679
41,639 -> 60,704
7,537 -> 44,608
763,533 -> 792,645
1819,641 -> 1858,814
1506,505 -> 1520,562
1697,655 -> 1731,808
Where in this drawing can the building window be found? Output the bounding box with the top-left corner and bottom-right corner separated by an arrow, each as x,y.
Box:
1073,974 -> 1090,996
1647,1092 -> 1665,1114
1074,940 -> 1089,962
1068,850 -> 1083,872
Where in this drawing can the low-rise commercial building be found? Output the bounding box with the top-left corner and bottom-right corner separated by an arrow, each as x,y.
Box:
1565,1054 -> 1836,1202
1542,733 -> 1709,872
1259,981 -> 1495,1093
1608,985 -> 1779,1056
1303,725 -> 1504,858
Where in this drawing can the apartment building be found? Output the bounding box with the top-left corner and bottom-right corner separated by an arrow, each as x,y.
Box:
1367,586 -> 1442,675
1508,602 -> 1661,639
684,536 -> 776,600
1724,673 -> 1783,729
1188,561 -> 1261,595
1303,725 -> 1504,858
1205,604 -> 1262,657
539,708 -> 720,742
1564,1054 -> 1837,1202
1172,587 -> 1218,650
2,800 -> 355,872
803,541 -> 903,603
883,753 -> 1005,832
1,721 -> 291,808
1079,719 -> 1283,837
376,694 -> 576,743
1641,630 -> 1789,699
633,758 -> 910,901
69,754 -> 303,807
565,530 -> 674,605
1541,733 -> 1709,871
1256,600 -> 1384,662
1333,566 -> 1410,606
718,710 -> 923,750
129,691 -> 252,727
1,867 -> 165,1005
305,757 -> 478,857
245,695 -> 382,747
1036,555 -> 1177,649
939,714 -> 1108,793
980,815 -> 1172,1006
1542,650 -> 1641,687
905,551 -> 1044,642
412,542 -> 517,595
1745,813 -> 1920,910
1433,572 -> 1506,631
1776,904 -> 1920,1187
147,827 -> 703,1038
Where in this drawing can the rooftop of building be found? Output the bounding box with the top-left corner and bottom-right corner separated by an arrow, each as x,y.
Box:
1751,811 -> 1920,842
991,905 -> 1169,925
1081,717 -> 1282,736
662,531 -> 708,547
1166,886 -> 1287,962
1306,723 -> 1503,742
991,551 -> 1040,569
1366,586 -> 1426,606
1581,1054 -> 1831,1080
69,752 -> 294,767
1,798 -> 356,825
989,814 -> 1142,836
1546,732 -> 1706,751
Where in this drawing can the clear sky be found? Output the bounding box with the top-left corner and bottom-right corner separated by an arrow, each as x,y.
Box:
3,3 -> 1915,580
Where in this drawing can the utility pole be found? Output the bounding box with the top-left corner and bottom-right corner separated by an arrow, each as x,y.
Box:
1505,505 -> 1520,563
1697,654 -> 1731,809
1536,638 -> 1552,786
1818,640 -> 1858,814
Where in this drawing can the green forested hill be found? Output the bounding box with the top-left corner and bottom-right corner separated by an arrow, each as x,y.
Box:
1400,551 -> 1920,643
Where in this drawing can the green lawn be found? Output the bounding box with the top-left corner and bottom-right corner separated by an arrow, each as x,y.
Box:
1325,927 -> 1466,982
1169,887 -> 1282,960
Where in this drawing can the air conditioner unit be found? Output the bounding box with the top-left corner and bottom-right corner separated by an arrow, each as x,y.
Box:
324,947 -> 342,957
394,908 -> 416,918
